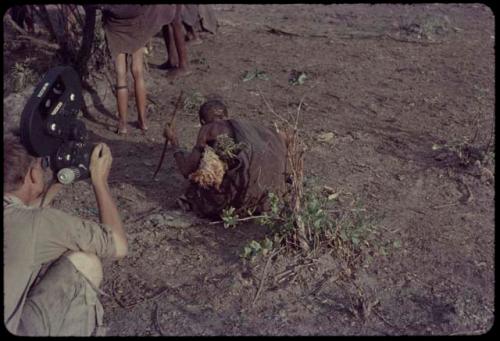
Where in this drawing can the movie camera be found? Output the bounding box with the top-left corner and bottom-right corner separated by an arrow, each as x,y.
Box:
20,66 -> 92,184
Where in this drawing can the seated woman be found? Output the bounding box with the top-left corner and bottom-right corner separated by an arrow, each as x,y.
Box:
164,100 -> 289,219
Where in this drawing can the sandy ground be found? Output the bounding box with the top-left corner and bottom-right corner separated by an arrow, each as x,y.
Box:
3,4 -> 495,336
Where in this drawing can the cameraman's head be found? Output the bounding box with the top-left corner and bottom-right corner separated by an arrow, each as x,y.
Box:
4,133 -> 51,204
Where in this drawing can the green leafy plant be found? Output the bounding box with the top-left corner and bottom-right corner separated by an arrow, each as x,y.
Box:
221,206 -> 239,229
336,200 -> 376,249
219,96 -> 385,264
183,90 -> 206,112
236,187 -> 385,264
241,237 -> 274,259
288,70 -> 307,85
11,62 -> 36,92
214,134 -> 247,162
242,69 -> 270,82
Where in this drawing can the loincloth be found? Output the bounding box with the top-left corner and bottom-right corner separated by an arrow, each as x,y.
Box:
102,4 -> 176,60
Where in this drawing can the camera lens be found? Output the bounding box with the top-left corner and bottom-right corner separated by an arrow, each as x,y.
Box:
53,81 -> 64,95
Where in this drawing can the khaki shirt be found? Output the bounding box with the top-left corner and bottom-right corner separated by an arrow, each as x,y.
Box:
3,194 -> 116,334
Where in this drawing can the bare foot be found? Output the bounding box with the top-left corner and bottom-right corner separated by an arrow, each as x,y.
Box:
166,67 -> 193,78
187,37 -> 203,46
137,119 -> 148,131
158,60 -> 178,70
116,121 -> 128,135
116,127 -> 128,135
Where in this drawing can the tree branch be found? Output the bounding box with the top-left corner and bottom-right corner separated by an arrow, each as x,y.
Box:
4,14 -> 59,50
3,12 -> 28,35
76,5 -> 97,77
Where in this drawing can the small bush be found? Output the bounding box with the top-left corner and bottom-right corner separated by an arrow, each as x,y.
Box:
10,62 -> 37,92
183,90 -> 206,113
232,187 -> 382,263
221,206 -> 239,229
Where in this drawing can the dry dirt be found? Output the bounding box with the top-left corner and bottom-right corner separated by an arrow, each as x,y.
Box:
3,4 -> 495,336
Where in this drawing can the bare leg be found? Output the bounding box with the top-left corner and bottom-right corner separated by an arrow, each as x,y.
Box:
160,24 -> 178,69
65,251 -> 103,288
166,10 -> 192,78
185,24 -> 202,45
131,48 -> 148,131
115,53 -> 128,134
173,13 -> 188,71
17,252 -> 104,336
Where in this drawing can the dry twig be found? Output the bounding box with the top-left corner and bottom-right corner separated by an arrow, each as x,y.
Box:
258,89 -> 289,125
265,25 -> 329,39
3,12 -> 28,35
111,277 -> 169,309
450,329 -> 487,336
154,303 -> 167,336
4,14 -> 59,50
252,248 -> 281,306
265,25 -> 300,37
431,202 -> 460,210
126,206 -> 163,224
338,31 -> 442,45
456,176 -> 474,204
373,308 -> 400,330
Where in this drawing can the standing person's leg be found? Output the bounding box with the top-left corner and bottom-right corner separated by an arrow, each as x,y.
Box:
131,48 -> 148,131
160,24 -> 179,69
185,23 -> 202,45
172,8 -> 189,74
161,5 -> 191,77
115,53 -> 128,134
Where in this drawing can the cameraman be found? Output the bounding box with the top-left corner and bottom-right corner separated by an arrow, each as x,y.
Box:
3,133 -> 128,336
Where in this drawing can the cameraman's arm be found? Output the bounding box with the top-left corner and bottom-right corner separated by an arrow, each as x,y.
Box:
90,143 -> 128,259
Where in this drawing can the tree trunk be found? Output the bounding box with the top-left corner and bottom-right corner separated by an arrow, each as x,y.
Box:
76,5 -> 97,78
32,5 -> 58,42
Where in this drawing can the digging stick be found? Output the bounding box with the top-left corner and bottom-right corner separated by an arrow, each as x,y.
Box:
152,91 -> 184,179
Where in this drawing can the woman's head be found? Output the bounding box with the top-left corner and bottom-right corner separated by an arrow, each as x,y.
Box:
199,100 -> 228,125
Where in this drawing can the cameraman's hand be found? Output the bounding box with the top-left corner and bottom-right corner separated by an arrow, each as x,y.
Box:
90,143 -> 113,187
89,143 -> 128,259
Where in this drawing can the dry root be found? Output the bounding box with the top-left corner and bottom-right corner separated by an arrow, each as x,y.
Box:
189,146 -> 227,190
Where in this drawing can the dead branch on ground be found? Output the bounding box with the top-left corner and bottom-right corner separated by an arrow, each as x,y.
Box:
3,14 -> 60,51
252,248 -> 281,306
258,89 -> 310,252
154,303 -> 167,336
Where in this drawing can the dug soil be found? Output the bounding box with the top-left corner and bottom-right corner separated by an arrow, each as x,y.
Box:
3,4 -> 495,336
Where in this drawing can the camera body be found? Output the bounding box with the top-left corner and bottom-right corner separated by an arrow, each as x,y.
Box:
20,66 -> 92,183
